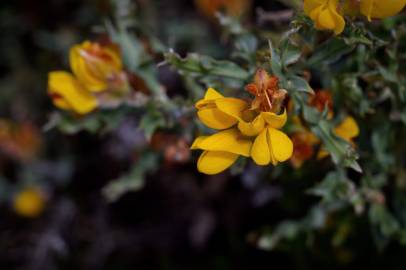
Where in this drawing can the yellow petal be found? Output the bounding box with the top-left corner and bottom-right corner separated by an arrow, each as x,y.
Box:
238,114 -> 265,137
48,71 -> 98,114
251,128 -> 271,165
197,108 -> 238,129
310,5 -> 324,21
268,128 -> 293,162
196,88 -> 224,109
306,0 -> 345,35
215,97 -> 248,119
304,0 -> 325,16
360,0 -> 373,20
360,0 -> 406,20
195,88 -> 247,130
70,41 -> 122,92
51,93 -> 72,111
197,150 -> 239,175
334,116 -> 359,141
318,8 -> 336,29
204,87 -> 224,99
261,109 -> 287,129
70,44 -> 107,92
317,148 -> 329,159
190,136 -> 208,149
328,1 -> 346,34
197,128 -> 252,157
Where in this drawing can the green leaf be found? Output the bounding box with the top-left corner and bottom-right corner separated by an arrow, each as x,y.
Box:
311,120 -> 362,172
102,151 -> 158,202
106,20 -> 147,71
139,105 -> 166,140
258,221 -> 301,250
234,34 -> 258,55
302,105 -> 322,124
307,38 -> 355,67
286,75 -> 315,95
232,34 -> 258,64
106,20 -> 164,98
268,40 -> 283,79
57,109 -> 131,134
369,203 -> 400,237
308,171 -> 354,204
258,206 -> 329,250
281,43 -> 301,67
164,51 -> 250,80
378,66 -> 398,83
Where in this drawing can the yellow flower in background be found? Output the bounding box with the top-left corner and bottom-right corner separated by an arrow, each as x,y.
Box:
13,187 -> 46,218
192,71 -> 293,175
304,0 -> 406,34
304,0 -> 345,35
318,116 -> 359,159
48,71 -> 98,115
334,116 -> 359,144
288,89 -> 360,166
70,41 -> 124,92
360,0 -> 406,20
48,40 -> 130,114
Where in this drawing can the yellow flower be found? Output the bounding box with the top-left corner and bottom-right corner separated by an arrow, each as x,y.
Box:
192,87 -> 293,175
318,116 -> 359,158
70,41 -> 124,92
47,41 -> 128,114
250,115 -> 293,166
48,71 -> 98,115
305,0 -> 406,32
360,0 -> 406,20
304,0 -> 346,34
13,187 -> 46,218
334,116 -> 359,143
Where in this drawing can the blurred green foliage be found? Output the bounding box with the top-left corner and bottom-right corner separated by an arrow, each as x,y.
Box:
2,0 -> 406,269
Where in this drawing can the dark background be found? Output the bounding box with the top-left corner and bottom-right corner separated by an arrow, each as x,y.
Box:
1,0 -> 406,269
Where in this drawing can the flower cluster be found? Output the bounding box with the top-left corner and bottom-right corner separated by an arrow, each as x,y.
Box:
48,41 -> 130,115
305,0 -> 406,34
290,90 -> 359,167
191,69 -> 293,175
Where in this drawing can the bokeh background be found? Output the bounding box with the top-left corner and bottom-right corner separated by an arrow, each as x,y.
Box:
1,0 -> 406,269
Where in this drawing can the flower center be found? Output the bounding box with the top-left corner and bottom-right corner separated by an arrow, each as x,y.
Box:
241,109 -> 258,122
245,69 -> 287,114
